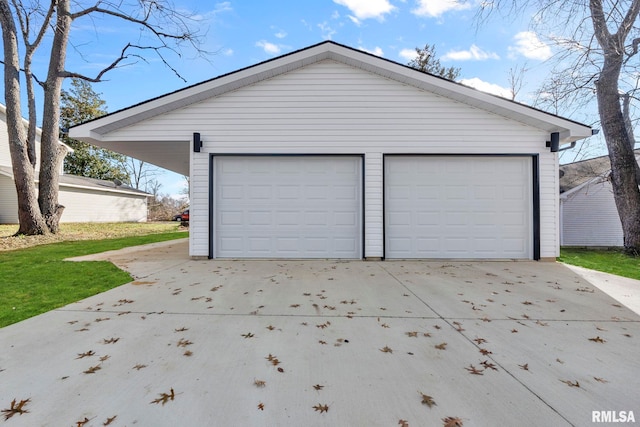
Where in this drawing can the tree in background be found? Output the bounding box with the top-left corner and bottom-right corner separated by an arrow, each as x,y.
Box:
61,79 -> 129,183
407,44 -> 461,80
479,1 -> 640,254
0,0 -> 204,235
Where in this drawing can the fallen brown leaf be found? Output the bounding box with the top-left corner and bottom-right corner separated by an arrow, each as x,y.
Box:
103,415 -> 117,426
435,342 -> 447,350
480,360 -> 498,371
419,392 -> 436,408
380,346 -> 393,353
76,417 -> 90,427
589,336 -> 606,343
83,364 -> 102,374
465,364 -> 484,375
76,350 -> 95,359
2,398 -> 30,420
560,379 -> 580,387
399,420 -> 409,427
257,402 -> 265,411
313,404 -> 329,413
150,388 -> 175,405
442,416 -> 464,427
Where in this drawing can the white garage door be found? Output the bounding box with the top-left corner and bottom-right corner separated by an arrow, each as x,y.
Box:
214,156 -> 362,258
385,156 -> 532,259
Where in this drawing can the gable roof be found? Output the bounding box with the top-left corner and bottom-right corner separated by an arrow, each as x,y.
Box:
70,41 -> 593,175
559,149 -> 640,194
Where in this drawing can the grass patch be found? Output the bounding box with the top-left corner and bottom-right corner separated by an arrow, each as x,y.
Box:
0,230 -> 186,328
0,222 -> 184,251
559,247 -> 640,281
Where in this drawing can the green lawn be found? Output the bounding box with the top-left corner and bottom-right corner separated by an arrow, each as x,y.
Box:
559,247 -> 640,281
0,231 -> 186,328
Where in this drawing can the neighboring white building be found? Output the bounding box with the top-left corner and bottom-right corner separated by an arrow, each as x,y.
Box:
559,152 -> 639,247
70,41 -> 592,260
0,104 -> 149,224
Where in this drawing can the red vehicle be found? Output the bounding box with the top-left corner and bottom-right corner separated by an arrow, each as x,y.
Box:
173,209 -> 189,221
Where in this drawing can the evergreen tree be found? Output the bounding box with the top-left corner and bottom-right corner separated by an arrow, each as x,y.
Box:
408,44 -> 461,81
61,79 -> 129,183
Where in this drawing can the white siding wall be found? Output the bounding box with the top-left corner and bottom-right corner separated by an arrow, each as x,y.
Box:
190,148 -> 209,257
561,179 -> 623,247
0,114 -> 10,167
0,175 -> 19,223
0,111 -> 43,171
365,152 -> 383,257
58,187 -> 147,223
108,60 -> 556,258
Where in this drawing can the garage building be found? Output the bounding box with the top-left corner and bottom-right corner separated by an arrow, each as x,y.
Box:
70,41 -> 592,260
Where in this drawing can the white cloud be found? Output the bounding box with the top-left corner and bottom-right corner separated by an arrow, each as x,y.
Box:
359,46 -> 384,56
333,0 -> 396,20
221,48 -> 233,56
256,40 -> 281,55
318,22 -> 337,40
412,0 -> 472,18
509,31 -> 552,60
275,30 -> 287,39
442,44 -> 499,61
460,77 -> 512,99
398,48 -> 417,62
348,15 -> 362,26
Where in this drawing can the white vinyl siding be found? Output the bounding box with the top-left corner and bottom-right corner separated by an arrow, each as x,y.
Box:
212,156 -> 362,258
0,175 -> 147,224
0,175 -> 19,223
58,187 -> 147,223
560,179 -> 623,247
100,59 -> 559,259
385,156 -> 532,259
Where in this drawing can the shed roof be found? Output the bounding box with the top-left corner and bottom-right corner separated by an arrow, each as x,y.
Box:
0,166 -> 149,197
70,41 -> 593,175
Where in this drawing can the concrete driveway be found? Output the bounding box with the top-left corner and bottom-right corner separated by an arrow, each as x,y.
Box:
1,240 -> 639,427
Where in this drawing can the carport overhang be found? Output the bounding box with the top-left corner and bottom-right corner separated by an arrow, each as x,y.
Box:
68,41 -> 592,177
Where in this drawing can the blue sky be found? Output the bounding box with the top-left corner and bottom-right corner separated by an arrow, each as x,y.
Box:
8,0 -> 597,199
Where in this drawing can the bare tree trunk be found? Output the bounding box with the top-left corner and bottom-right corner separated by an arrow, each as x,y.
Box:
0,0 -> 48,235
38,0 -> 71,232
592,0 -> 640,253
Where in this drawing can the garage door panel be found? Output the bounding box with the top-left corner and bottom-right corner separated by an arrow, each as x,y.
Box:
214,156 -> 362,258
385,156 -> 532,259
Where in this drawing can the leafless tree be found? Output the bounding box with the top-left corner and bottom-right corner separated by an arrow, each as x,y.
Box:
0,0 -> 206,235
507,63 -> 527,101
479,0 -> 640,254
126,158 -> 161,191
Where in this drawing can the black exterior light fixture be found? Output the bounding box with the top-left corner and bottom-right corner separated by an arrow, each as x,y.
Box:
547,132 -> 560,152
193,132 -> 203,153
